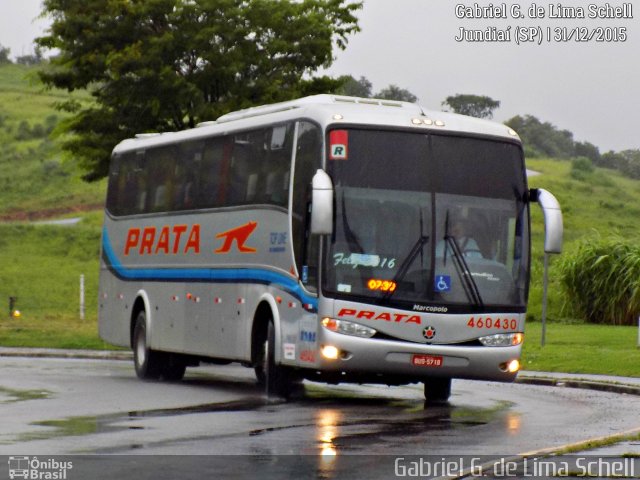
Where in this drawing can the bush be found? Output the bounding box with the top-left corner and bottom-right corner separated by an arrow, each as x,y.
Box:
558,237 -> 640,325
570,156 -> 594,181
571,156 -> 594,173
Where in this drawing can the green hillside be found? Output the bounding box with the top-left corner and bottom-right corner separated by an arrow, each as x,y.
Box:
0,63 -> 105,219
0,63 -> 639,350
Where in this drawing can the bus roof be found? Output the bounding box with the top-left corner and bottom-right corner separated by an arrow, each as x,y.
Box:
113,94 -> 520,153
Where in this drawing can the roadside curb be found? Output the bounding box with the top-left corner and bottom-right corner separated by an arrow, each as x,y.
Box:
516,372 -> 640,396
0,347 -> 132,361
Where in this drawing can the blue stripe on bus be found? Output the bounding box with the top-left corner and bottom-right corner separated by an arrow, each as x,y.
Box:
101,229 -> 318,310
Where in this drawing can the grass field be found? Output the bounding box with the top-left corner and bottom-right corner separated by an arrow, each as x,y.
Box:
522,322 -> 640,376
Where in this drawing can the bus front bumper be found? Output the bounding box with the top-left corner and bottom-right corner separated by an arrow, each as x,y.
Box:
309,328 -> 521,384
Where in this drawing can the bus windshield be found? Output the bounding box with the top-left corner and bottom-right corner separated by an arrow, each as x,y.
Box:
323,128 -> 529,312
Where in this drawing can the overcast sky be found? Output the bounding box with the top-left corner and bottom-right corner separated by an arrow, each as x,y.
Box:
2,0 -> 638,152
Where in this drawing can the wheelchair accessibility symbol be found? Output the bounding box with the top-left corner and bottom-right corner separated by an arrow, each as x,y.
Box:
434,275 -> 451,293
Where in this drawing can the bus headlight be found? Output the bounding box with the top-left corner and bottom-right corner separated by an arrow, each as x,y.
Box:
500,359 -> 521,373
321,345 -> 340,360
479,333 -> 524,347
321,318 -> 376,339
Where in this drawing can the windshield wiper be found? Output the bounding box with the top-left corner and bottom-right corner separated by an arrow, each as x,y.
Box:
382,209 -> 429,301
445,235 -> 484,309
381,234 -> 430,301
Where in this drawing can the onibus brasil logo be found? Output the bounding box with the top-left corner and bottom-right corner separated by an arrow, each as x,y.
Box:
8,457 -> 73,479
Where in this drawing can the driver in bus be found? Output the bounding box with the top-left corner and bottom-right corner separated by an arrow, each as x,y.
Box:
436,219 -> 483,259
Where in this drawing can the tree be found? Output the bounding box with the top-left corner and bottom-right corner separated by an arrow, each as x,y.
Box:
0,44 -> 11,64
574,141 -> 601,165
375,84 -> 417,103
505,115 -> 575,158
335,75 -> 372,97
16,47 -> 44,66
441,94 -> 500,119
36,0 -> 362,180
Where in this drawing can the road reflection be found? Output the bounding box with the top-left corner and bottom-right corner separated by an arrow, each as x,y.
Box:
317,408 -> 341,475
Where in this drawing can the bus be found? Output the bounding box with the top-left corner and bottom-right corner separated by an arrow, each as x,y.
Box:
99,94 -> 562,402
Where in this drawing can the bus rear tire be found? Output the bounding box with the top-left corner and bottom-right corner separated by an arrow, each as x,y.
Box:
423,377 -> 452,404
263,320 -> 294,399
133,310 -> 163,380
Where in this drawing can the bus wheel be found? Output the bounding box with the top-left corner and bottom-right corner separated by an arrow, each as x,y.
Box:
133,310 -> 162,380
264,320 -> 293,399
423,377 -> 452,404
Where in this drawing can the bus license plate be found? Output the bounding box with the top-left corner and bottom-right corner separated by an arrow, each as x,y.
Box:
412,354 -> 443,367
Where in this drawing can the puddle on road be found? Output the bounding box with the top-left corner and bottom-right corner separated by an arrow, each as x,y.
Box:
12,397 -> 268,444
0,386 -> 52,403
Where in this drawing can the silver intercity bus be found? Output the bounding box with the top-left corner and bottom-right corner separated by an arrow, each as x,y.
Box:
99,95 -> 563,401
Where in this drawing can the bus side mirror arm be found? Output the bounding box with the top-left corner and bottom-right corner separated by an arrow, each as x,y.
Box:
310,169 -> 334,235
530,188 -> 563,254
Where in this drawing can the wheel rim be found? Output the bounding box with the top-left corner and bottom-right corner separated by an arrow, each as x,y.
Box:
136,330 -> 147,367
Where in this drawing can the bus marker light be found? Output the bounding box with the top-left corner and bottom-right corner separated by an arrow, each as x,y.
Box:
321,345 -> 340,360
435,120 -> 446,127
332,114 -> 343,120
214,297 -> 222,304
237,298 -> 245,304
411,118 -> 423,125
288,301 -> 297,308
276,296 -> 282,304
322,317 -> 338,331
423,119 -> 434,126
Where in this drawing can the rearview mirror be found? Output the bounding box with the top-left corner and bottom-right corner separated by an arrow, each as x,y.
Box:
310,169 -> 334,235
530,188 -> 563,254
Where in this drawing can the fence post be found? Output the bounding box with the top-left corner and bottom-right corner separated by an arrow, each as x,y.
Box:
9,296 -> 17,318
80,274 -> 85,321
541,253 -> 549,347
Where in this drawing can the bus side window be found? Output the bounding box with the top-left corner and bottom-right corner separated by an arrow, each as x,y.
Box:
175,141 -> 203,211
133,151 -> 147,214
265,123 -> 294,207
200,137 -> 228,208
229,143 -> 251,205
107,153 -> 123,215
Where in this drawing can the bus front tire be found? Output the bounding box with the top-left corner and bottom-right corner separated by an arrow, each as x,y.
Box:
263,320 -> 294,399
423,377 -> 452,404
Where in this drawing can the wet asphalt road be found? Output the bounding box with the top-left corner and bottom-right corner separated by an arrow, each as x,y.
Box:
1,356 -> 640,479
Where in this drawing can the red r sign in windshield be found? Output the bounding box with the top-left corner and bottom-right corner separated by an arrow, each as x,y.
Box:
329,130 -> 348,160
